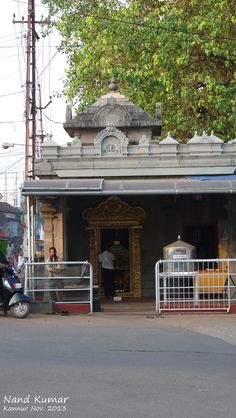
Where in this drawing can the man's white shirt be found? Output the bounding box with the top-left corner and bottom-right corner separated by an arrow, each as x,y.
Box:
98,251 -> 115,269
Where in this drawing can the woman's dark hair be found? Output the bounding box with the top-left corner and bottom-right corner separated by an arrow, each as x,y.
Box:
49,246 -> 56,252
0,250 -> 8,265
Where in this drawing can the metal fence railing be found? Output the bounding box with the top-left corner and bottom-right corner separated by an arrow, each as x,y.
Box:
25,261 -> 93,313
155,259 -> 236,313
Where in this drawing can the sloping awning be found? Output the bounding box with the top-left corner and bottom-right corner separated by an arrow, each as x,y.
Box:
22,177 -> 236,196
187,175 -> 236,181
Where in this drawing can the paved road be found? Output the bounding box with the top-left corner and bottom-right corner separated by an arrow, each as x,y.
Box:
1,313 -> 236,418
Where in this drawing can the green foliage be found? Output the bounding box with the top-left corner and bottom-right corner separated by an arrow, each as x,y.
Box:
42,0 -> 236,141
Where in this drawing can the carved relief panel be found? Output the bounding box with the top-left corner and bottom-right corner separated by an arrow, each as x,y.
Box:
94,125 -> 129,157
101,136 -> 120,156
94,98 -> 132,126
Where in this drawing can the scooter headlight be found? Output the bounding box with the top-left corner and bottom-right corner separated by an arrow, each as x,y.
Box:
3,279 -> 12,289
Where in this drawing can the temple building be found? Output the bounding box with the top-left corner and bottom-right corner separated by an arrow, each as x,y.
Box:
23,78 -> 236,300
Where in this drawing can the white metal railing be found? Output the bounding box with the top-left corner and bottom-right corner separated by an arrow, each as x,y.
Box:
155,259 -> 236,313
25,261 -> 93,313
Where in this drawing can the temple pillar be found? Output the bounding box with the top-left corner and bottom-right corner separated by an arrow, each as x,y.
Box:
131,226 -> 142,297
86,227 -> 100,286
39,200 -> 63,259
53,212 -> 64,258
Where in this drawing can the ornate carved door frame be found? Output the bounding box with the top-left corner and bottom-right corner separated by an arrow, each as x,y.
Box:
82,196 -> 145,297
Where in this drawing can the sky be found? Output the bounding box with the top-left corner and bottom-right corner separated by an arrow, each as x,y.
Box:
0,0 -> 68,205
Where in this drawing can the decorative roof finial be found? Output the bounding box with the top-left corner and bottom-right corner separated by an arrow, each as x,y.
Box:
109,75 -> 118,92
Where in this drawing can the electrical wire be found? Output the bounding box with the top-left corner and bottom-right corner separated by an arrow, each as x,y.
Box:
13,9 -> 25,89
47,31 -> 52,132
0,32 -> 22,39
0,120 -> 24,123
0,91 -> 25,98
0,53 -> 24,61
0,45 -> 60,49
82,12 -> 236,42
0,1 -> 55,190
37,49 -> 58,79
0,152 -> 24,158
12,0 -> 48,8
39,11 -> 236,44
0,71 -> 24,80
35,32 -> 236,51
41,110 -> 63,125
0,157 -> 25,176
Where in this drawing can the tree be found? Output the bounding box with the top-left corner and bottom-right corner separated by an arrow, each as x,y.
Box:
42,0 -> 236,140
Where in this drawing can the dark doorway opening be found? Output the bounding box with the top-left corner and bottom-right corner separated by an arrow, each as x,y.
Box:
101,228 -> 130,293
183,224 -> 218,259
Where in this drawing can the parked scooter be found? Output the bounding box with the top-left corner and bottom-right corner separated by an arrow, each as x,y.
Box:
0,251 -> 31,318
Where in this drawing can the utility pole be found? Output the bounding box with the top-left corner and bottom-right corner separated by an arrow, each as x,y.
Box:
13,0 -> 38,261
25,0 -> 37,180
13,2 -> 50,261
13,0 -> 40,180
25,6 -> 31,180
31,0 -> 37,180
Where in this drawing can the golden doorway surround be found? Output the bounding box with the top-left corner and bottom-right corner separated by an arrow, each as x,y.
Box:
82,196 -> 145,297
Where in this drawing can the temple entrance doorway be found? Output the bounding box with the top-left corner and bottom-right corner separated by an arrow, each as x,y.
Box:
101,228 -> 130,294
82,196 -> 146,298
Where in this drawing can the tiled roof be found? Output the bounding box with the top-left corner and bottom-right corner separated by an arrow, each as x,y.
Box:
0,201 -> 21,213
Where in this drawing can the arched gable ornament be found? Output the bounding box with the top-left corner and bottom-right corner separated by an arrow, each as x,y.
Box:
94,100 -> 131,126
94,124 -> 129,156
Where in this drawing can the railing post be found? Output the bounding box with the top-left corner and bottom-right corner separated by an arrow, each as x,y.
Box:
155,261 -> 161,313
89,262 -> 93,313
227,259 -> 231,312
25,262 -> 28,296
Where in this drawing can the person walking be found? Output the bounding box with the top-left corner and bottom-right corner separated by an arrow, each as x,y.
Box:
98,247 -> 115,299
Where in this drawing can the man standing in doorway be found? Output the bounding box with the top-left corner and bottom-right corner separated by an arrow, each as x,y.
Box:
98,247 -> 115,300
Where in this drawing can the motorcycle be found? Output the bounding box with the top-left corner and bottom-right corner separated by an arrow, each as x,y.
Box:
0,256 -> 31,319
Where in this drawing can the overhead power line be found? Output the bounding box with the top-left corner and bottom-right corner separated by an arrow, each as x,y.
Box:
0,71 -> 23,80
37,49 -> 58,79
0,152 -> 24,157
12,0 -> 48,7
0,157 -> 25,176
0,120 -> 24,123
0,53 -> 24,61
41,110 -> 63,125
71,12 -> 236,43
0,90 -> 25,98
0,31 -> 23,40
0,45 -> 60,49
100,14 -> 236,42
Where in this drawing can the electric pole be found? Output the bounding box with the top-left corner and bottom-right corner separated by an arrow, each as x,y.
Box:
13,0 -> 39,261
13,0 -> 39,180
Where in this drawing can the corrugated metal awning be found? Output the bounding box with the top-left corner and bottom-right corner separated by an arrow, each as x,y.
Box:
22,178 -> 236,196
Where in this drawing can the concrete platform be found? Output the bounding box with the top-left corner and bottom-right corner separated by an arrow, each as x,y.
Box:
29,298 -> 236,315
100,298 -> 156,314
